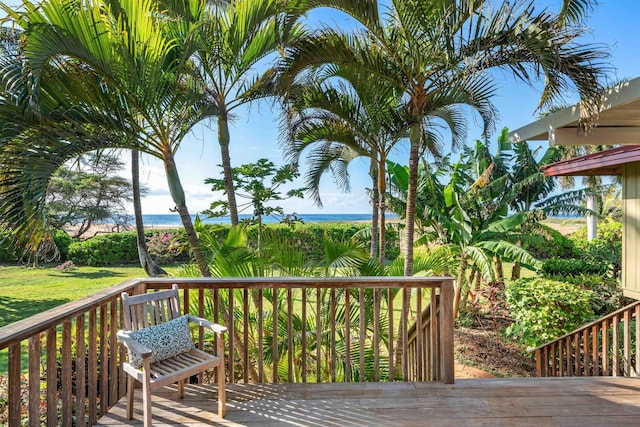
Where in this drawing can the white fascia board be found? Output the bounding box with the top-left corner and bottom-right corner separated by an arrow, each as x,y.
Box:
508,77 -> 640,144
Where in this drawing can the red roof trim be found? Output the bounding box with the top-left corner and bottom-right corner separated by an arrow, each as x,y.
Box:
541,146 -> 640,177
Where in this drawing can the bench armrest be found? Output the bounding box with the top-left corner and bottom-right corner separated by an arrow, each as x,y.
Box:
117,330 -> 152,358
187,315 -> 227,334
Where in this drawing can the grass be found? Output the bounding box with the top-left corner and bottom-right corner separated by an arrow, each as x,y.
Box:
0,263 -> 180,374
0,264 -> 152,328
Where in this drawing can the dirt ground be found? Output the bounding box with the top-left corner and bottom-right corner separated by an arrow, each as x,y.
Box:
454,309 -> 536,378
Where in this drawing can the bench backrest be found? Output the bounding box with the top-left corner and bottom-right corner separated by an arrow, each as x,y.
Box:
121,284 -> 182,330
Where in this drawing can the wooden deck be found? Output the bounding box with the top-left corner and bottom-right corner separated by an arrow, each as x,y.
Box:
96,377 -> 640,426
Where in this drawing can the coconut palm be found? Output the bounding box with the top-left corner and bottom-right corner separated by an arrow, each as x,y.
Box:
0,0 -> 218,275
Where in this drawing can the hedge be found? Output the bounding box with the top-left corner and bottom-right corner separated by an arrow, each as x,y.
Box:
65,223 -> 400,266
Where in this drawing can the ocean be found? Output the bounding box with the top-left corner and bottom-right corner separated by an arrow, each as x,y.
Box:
135,213 -> 395,227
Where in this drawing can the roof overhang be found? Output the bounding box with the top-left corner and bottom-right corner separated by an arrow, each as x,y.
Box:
541,145 -> 640,177
509,77 -> 640,146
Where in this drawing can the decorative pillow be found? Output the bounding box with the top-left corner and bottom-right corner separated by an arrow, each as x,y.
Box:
126,315 -> 194,369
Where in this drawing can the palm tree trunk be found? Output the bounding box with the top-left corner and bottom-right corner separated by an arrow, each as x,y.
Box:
378,155 -> 387,265
370,162 -> 379,260
163,153 -> 211,277
218,114 -> 239,226
404,124 -> 421,276
395,126 -> 421,375
132,150 -> 167,277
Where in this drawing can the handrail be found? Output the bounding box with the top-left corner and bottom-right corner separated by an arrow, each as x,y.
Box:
534,300 -> 640,377
0,276 -> 455,426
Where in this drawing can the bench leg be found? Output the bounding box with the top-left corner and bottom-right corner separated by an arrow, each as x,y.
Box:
142,363 -> 152,427
178,378 -> 184,399
216,333 -> 226,418
127,375 -> 135,420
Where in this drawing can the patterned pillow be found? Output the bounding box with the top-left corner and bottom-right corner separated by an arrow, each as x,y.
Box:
126,315 -> 194,369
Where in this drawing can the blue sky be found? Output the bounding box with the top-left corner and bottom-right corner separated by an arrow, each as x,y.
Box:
4,1 -> 640,215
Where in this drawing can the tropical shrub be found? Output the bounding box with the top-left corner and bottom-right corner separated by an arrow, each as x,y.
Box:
505,278 -> 594,350
525,227 -> 577,259
545,274 -> 622,316
146,231 -> 188,264
541,257 -> 608,277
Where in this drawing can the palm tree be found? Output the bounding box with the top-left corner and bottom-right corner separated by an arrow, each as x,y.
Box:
0,0 -> 216,275
279,0 -> 606,277
284,75 -> 405,264
193,0 -> 302,226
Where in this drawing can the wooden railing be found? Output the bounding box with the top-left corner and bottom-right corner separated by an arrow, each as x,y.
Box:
407,295 -> 442,381
533,301 -> 640,377
0,276 -> 454,426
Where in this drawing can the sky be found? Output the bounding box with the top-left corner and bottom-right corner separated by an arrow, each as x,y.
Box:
5,0 -> 640,215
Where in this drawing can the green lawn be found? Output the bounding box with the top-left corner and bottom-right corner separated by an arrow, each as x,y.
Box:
0,264 -> 154,328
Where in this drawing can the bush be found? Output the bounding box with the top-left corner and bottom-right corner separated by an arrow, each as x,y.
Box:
66,223 -> 397,266
526,227 -> 578,259
505,278 -> 594,350
541,257 -> 608,277
146,230 -> 188,264
545,274 -> 622,316
69,232 -> 138,265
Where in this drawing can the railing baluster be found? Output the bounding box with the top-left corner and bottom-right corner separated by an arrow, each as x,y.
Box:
416,287 -> 423,381
603,318 -> 610,376
430,289 -> 437,381
99,304 -> 108,417
316,288 -> 321,383
88,309 -> 98,426
29,334 -> 41,427
613,314 -> 620,376
402,288 -> 409,380
76,314 -> 87,426
287,288 -> 293,383
8,342 -> 21,427
109,300 -> 118,407
388,287 -> 394,381
373,288 -> 380,381
213,287 -> 219,384
573,333 -> 580,376
624,309 -> 631,376
273,285 -> 279,383
301,287 -> 307,383
62,320 -> 73,427
345,289 -> 351,382
228,287 -> 235,384
592,324 -> 599,376
118,302 -> 125,401
359,288 -> 365,382
258,288 -> 264,382
582,329 -> 589,377
330,288 -> 336,382
244,288 -> 250,382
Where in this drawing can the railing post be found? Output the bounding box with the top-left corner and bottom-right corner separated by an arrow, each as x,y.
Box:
440,280 -> 455,384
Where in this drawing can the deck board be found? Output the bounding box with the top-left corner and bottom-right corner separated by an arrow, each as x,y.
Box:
96,377 -> 640,426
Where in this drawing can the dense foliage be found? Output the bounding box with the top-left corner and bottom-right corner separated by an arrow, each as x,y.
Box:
505,278 -> 594,350
46,224 -> 400,266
